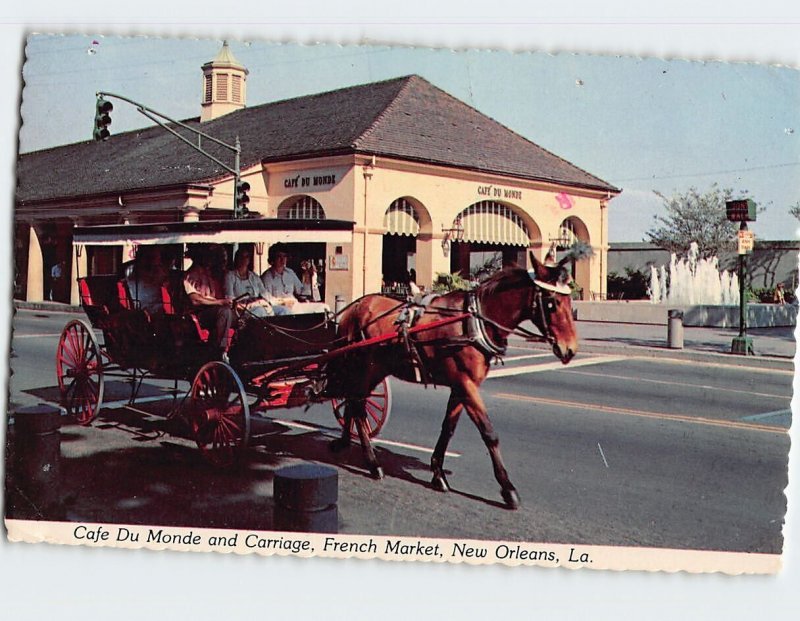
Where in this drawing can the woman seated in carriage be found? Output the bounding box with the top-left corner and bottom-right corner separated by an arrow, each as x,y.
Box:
224,246 -> 275,318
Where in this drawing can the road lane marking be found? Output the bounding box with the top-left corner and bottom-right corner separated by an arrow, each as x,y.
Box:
741,409 -> 792,422
274,419 -> 460,457
492,392 -> 788,434
487,355 -> 627,378
627,355 -> 795,376
563,369 -> 791,401
502,353 -> 553,363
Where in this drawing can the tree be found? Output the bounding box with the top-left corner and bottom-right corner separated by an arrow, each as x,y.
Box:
645,184 -> 745,259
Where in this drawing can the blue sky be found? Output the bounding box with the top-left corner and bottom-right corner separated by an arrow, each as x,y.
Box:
19,34 -> 800,241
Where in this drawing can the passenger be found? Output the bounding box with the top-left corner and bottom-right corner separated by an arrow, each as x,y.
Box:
126,247 -> 167,314
225,247 -> 274,318
184,245 -> 235,359
261,244 -> 303,315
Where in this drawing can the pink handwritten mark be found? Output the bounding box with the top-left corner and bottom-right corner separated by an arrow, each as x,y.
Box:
556,193 -> 574,210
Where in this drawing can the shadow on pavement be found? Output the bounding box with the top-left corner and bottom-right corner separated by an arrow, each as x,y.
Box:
6,403 -> 448,531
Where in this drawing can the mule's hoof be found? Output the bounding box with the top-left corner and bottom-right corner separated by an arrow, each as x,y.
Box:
329,438 -> 350,453
431,474 -> 450,493
502,488 -> 521,510
370,465 -> 384,480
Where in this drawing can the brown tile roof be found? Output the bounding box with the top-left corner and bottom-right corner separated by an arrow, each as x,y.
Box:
16,75 -> 618,205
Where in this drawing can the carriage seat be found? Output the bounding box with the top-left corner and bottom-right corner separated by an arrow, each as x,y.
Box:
159,272 -> 233,348
78,275 -> 129,319
160,276 -> 210,342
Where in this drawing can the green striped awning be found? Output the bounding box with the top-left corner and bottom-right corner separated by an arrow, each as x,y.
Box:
383,198 -> 420,236
456,201 -> 529,246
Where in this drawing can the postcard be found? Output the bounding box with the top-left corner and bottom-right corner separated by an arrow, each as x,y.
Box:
5,33 -> 797,576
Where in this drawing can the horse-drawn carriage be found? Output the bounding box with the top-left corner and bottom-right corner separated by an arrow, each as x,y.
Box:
57,216 -> 580,508
57,218 -> 390,467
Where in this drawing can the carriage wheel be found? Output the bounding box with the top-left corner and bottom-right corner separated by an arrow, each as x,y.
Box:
332,378 -> 392,439
187,361 -> 251,468
56,319 -> 105,425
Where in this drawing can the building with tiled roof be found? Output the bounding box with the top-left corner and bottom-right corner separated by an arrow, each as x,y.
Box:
15,44 -> 620,305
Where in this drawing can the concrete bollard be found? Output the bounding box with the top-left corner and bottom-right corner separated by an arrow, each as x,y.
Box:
9,403 -> 63,519
273,463 -> 338,533
667,309 -> 684,349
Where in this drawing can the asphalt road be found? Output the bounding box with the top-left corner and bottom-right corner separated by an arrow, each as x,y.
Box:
6,308 -> 792,554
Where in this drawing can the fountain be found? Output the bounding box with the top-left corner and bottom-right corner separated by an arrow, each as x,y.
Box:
574,241 -> 795,328
649,242 -> 739,306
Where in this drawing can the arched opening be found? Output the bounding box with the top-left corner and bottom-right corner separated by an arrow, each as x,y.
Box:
381,197 -> 426,293
277,195 -> 326,220
553,216 -> 591,299
271,195 -> 328,298
449,201 -> 530,281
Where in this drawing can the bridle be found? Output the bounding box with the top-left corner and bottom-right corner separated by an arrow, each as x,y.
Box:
528,287 -> 557,345
521,268 -> 568,343
468,275 -> 570,350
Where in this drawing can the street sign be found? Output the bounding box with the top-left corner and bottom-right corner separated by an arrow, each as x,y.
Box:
726,199 -> 757,222
737,230 -> 755,255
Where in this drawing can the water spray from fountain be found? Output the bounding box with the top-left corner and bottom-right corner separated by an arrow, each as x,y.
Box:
649,242 -> 739,305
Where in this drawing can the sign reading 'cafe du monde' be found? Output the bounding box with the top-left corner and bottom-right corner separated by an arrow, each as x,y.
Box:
279,168 -> 346,192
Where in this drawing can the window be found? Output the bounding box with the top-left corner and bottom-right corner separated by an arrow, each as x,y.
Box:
277,196 -> 326,220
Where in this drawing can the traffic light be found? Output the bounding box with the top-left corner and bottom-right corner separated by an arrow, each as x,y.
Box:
235,179 -> 251,218
93,97 -> 113,141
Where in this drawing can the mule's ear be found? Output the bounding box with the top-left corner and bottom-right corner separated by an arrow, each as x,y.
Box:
529,252 -> 550,280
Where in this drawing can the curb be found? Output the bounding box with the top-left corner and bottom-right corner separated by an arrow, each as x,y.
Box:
510,336 -> 794,372
14,301 -> 83,313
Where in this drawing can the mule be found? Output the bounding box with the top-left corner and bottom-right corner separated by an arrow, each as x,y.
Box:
324,252 -> 578,509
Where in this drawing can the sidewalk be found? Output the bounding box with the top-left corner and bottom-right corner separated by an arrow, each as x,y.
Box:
512,320 -> 796,371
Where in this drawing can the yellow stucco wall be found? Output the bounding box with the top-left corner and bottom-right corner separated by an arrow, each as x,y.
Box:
260,155 -> 612,303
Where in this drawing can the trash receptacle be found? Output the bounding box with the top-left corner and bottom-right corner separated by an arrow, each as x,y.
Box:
10,403 -> 63,519
667,309 -> 684,349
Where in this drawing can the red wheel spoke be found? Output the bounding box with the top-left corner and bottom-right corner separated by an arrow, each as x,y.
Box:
68,327 -> 83,361
366,397 -> 384,411
365,404 -> 382,426
59,343 -> 78,368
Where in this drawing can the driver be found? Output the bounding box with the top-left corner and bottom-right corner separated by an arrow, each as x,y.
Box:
183,245 -> 235,361
261,243 -> 303,315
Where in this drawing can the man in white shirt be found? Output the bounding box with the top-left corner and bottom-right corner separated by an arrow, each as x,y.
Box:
261,244 -> 303,315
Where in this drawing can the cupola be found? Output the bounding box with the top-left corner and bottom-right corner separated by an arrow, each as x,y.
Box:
200,41 -> 248,122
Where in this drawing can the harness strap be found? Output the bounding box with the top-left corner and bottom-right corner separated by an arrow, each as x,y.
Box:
465,292 -> 507,357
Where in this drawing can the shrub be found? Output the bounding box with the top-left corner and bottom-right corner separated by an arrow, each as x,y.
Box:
607,268 -> 650,300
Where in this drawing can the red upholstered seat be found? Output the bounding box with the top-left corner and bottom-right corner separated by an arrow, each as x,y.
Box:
117,280 -> 133,310
160,282 -> 210,342
79,279 -> 94,307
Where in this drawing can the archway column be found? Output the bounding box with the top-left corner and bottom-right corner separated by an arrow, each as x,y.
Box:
415,232 -> 449,290
70,245 -> 88,306
26,225 -> 44,302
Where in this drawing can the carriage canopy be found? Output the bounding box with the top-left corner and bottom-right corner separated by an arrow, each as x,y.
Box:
72,217 -> 354,246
